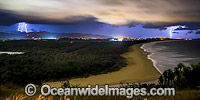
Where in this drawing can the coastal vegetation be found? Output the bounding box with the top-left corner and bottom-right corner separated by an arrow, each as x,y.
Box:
158,62 -> 200,90
0,40 -> 200,99
0,40 -> 143,87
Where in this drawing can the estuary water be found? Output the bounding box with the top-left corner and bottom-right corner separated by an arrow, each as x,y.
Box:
0,52 -> 24,55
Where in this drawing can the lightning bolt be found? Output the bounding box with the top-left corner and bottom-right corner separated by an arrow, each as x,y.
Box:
18,22 -> 28,33
169,26 -> 184,39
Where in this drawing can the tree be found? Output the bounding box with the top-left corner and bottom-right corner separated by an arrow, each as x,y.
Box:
158,75 -> 164,86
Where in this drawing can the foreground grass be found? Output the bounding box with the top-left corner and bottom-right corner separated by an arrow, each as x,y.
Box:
47,44 -> 161,87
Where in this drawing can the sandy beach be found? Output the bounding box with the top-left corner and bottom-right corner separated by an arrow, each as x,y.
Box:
47,43 -> 161,87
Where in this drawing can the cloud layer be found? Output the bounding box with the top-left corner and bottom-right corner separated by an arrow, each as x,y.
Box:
0,0 -> 200,26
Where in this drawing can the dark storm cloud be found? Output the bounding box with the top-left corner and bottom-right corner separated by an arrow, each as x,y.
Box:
142,22 -> 200,31
174,23 -> 200,30
188,31 -> 193,33
196,31 -> 200,34
159,27 -> 167,30
172,32 -> 179,34
0,10 -> 98,26
0,10 -> 19,26
142,22 -> 171,29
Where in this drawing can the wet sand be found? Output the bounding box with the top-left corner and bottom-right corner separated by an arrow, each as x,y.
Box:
47,44 -> 161,87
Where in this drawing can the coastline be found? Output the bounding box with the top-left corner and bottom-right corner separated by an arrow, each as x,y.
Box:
140,43 -> 162,74
141,40 -> 200,73
47,43 -> 161,87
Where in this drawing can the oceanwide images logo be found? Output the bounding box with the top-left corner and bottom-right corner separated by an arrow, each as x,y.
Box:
25,84 -> 37,96
25,84 -> 175,98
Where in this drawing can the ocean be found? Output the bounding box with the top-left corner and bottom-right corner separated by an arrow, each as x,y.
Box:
141,40 -> 200,73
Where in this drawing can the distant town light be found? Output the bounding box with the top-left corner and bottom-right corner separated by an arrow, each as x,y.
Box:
118,38 -> 123,41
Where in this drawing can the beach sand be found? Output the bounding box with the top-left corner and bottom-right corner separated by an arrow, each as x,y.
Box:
47,44 -> 161,87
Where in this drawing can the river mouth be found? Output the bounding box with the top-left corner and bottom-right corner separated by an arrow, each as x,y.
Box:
0,52 -> 24,55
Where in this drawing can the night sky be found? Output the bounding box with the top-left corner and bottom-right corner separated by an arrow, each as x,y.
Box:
0,0 -> 200,38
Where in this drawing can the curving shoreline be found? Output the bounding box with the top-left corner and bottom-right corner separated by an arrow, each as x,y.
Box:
141,40 -> 200,73
140,44 -> 162,74
47,43 -> 161,87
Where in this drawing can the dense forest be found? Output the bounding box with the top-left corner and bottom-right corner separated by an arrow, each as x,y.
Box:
0,39 -> 144,86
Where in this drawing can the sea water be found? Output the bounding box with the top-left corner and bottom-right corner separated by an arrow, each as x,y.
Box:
141,40 -> 200,73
